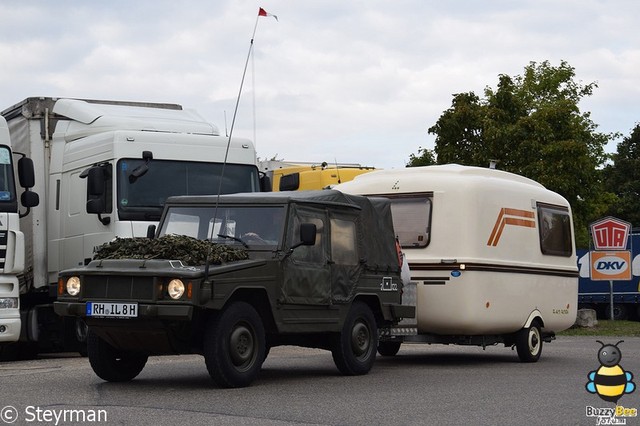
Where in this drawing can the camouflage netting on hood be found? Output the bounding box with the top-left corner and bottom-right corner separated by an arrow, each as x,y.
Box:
93,235 -> 249,265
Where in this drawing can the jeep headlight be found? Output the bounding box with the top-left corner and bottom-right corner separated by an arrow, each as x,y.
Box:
66,276 -> 81,296
167,279 -> 185,300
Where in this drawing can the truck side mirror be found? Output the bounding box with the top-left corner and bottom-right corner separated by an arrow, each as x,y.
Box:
146,224 -> 156,239
21,191 -> 39,208
17,157 -> 35,188
260,174 -> 272,192
81,164 -> 112,225
87,167 -> 105,197
129,150 -> 153,183
16,156 -> 39,217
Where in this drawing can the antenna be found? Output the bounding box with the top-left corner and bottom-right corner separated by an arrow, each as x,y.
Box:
334,158 -> 342,184
204,8 -> 276,281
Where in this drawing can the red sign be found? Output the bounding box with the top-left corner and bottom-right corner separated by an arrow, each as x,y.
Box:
590,217 -> 632,251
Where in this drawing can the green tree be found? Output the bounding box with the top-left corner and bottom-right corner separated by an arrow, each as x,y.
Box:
424,61 -> 616,248
603,124 -> 640,227
406,146 -> 436,167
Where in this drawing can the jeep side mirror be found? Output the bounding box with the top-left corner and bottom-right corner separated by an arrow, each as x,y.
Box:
289,223 -> 317,251
299,223 -> 317,245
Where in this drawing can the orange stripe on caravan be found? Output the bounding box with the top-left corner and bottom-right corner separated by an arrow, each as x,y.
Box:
487,208 -> 536,246
487,208 -> 507,246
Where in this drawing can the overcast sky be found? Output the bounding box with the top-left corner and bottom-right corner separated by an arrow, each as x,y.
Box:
1,1 -> 638,169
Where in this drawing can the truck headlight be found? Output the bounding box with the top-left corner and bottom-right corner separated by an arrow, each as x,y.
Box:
66,276 -> 81,296
168,279 -> 185,300
0,298 -> 19,309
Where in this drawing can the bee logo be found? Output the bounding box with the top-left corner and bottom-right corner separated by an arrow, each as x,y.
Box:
586,340 -> 636,403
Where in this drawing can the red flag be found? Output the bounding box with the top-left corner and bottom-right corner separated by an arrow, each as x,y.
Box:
258,7 -> 278,21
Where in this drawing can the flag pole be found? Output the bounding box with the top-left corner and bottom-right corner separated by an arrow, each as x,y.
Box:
205,11 -> 264,282
213,12 -> 261,196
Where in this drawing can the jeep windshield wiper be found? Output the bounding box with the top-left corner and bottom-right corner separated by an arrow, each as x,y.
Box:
217,234 -> 249,249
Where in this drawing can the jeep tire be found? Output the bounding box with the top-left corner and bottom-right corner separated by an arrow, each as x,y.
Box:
204,301 -> 266,388
87,330 -> 148,382
331,301 -> 378,375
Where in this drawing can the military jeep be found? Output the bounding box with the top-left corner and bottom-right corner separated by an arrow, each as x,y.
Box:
54,190 -> 413,387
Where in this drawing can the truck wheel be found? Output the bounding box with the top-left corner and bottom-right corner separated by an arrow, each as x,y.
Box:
331,301 -> 378,375
377,341 -> 401,357
87,330 -> 148,382
607,304 -> 628,321
515,320 -> 542,363
204,302 -> 265,388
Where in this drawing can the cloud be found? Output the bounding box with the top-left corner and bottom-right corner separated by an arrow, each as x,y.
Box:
0,0 -> 638,168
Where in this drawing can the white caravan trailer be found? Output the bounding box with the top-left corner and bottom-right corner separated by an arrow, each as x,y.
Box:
336,164 -> 578,361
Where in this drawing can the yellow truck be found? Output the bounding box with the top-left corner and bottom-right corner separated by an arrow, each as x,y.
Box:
260,161 -> 375,191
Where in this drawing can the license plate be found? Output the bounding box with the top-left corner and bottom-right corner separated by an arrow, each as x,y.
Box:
86,302 -> 138,318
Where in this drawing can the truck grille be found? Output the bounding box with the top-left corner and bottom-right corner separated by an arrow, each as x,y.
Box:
83,275 -> 155,301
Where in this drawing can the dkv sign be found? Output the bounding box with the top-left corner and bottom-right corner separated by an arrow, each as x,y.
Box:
589,217 -> 632,281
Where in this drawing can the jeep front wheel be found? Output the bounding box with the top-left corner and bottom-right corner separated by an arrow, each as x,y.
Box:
87,330 -> 148,382
331,301 -> 378,375
204,302 -> 266,388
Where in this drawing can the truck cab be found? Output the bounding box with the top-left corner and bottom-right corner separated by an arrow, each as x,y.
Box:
55,190 -> 412,387
1,97 -> 266,353
0,116 -> 38,344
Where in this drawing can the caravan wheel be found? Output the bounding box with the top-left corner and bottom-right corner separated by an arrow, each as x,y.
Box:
515,321 -> 542,363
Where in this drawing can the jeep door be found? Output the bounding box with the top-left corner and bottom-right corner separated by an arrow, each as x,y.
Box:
281,206 -> 330,304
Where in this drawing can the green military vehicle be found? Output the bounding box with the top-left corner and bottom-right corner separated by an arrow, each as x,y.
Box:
54,190 -> 413,387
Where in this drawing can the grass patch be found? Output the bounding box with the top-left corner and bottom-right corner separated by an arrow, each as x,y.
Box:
559,320 -> 640,337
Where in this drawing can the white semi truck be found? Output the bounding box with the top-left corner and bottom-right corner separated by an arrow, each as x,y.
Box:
0,116 -> 39,350
0,97 -> 267,355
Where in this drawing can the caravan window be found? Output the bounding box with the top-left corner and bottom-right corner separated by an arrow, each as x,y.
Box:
537,203 -> 572,257
387,195 -> 432,248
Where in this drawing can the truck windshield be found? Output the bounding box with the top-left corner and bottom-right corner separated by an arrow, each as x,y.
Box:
0,145 -> 17,212
159,205 -> 286,249
117,159 -> 261,221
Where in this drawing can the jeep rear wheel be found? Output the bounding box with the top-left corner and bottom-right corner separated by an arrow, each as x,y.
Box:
204,302 -> 265,388
87,330 -> 148,382
331,301 -> 378,375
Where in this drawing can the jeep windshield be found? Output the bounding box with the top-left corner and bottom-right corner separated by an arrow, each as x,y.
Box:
159,205 -> 286,249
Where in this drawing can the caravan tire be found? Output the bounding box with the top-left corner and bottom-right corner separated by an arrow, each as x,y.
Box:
332,301 -> 378,375
515,320 -> 542,363
87,330 -> 148,382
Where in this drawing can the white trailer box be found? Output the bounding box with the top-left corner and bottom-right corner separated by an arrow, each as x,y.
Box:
1,97 -> 263,353
336,164 -> 578,361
